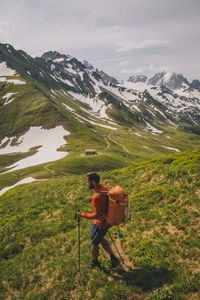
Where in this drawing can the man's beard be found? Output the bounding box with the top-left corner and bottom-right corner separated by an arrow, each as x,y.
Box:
89,183 -> 95,189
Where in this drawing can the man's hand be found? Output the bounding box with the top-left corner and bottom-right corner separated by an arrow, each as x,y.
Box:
100,213 -> 106,221
77,212 -> 83,218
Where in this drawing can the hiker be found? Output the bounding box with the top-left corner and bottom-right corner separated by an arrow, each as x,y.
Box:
77,172 -> 120,268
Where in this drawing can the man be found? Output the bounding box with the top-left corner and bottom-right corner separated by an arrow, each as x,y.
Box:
77,172 -> 120,269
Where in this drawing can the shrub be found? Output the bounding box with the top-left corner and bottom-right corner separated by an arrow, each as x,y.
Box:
131,240 -> 163,268
130,188 -> 163,211
162,157 -> 175,164
1,241 -> 25,259
146,287 -> 173,300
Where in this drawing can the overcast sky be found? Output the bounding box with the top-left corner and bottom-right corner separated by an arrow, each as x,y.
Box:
0,0 -> 199,81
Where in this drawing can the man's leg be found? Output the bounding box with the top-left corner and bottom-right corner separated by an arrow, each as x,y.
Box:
100,237 -> 113,255
91,243 -> 99,261
87,224 -> 103,268
101,237 -> 120,268
89,224 -> 119,268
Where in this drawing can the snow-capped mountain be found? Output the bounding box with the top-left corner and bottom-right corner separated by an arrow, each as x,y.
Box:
36,52 -> 200,127
82,60 -> 119,85
128,75 -> 148,83
1,42 -> 200,174
36,51 -> 97,95
148,71 -> 190,90
191,79 -> 200,92
1,42 -> 200,141
128,71 -> 196,91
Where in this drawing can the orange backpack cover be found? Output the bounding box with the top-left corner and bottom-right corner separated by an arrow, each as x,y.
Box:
106,186 -> 128,226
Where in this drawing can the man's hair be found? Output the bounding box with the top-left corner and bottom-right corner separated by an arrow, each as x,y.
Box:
86,172 -> 100,183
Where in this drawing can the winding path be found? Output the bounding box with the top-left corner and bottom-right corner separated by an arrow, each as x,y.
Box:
99,133 -> 131,154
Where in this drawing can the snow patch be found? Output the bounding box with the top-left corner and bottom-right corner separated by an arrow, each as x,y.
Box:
2,92 -> 18,105
65,65 -> 77,75
0,137 -> 9,146
0,177 -> 37,196
134,132 -> 142,137
163,72 -> 173,84
152,106 -> 177,126
147,86 -> 200,113
131,104 -> 141,112
62,103 -> 74,112
79,72 -> 84,81
63,105 -> 118,130
0,78 -> 26,84
144,121 -> 163,135
119,81 -> 148,92
0,126 -> 70,173
161,145 -> 180,152
96,124 -> 117,130
53,58 -> 64,63
7,79 -> 26,85
0,62 -> 16,76
51,64 -> 56,71
68,91 -> 112,120
134,132 -> 147,138
59,78 -> 74,87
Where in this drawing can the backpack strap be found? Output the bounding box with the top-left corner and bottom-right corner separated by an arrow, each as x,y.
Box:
94,191 -> 109,214
94,191 -> 108,195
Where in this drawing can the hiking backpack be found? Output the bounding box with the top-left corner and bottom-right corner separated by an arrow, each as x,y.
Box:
96,186 -> 131,226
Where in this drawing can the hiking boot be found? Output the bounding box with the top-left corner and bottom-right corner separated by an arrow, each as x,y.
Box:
111,257 -> 120,268
85,260 -> 102,269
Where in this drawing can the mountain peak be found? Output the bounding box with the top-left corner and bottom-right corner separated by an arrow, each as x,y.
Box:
82,60 -> 94,71
128,75 -> 148,83
41,51 -> 61,60
41,51 -> 72,62
191,79 -> 200,91
148,71 -> 189,89
82,60 -> 119,85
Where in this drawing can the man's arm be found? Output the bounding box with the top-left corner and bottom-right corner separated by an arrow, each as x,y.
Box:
77,196 -> 101,219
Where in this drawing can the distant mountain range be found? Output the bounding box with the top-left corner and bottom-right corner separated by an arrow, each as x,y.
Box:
1,42 -> 200,133
128,72 -> 200,92
1,42 -> 200,172
82,60 -> 119,85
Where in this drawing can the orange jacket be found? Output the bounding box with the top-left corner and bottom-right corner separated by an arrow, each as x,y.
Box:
81,185 -> 110,229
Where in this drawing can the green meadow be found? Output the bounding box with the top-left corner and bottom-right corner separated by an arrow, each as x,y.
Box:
1,71 -> 200,299
0,149 -> 200,299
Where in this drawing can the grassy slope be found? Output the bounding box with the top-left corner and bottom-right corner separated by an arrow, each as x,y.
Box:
0,149 -> 199,299
1,118 -> 200,191
1,73 -> 200,189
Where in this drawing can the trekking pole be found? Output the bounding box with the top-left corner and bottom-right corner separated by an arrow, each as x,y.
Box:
108,230 -> 125,265
75,210 -> 81,274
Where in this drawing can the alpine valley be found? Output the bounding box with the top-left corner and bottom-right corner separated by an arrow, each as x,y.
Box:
1,42 -> 200,182
0,43 -> 200,299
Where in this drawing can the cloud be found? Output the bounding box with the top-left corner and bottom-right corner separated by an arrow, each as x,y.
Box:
120,68 -> 144,74
118,60 -> 131,66
115,39 -> 171,52
93,57 -> 129,64
0,21 -> 10,39
0,0 -> 199,80
120,64 -> 174,75
148,63 -> 173,73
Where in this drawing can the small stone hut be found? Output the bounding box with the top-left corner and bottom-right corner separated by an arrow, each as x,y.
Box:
85,149 -> 98,155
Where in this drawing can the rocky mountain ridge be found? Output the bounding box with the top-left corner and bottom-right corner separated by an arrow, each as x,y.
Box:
128,71 -> 200,92
1,43 -> 200,140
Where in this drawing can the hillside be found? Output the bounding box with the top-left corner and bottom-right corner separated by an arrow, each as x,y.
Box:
1,43 -> 200,184
0,149 -> 200,299
0,43 -> 200,299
